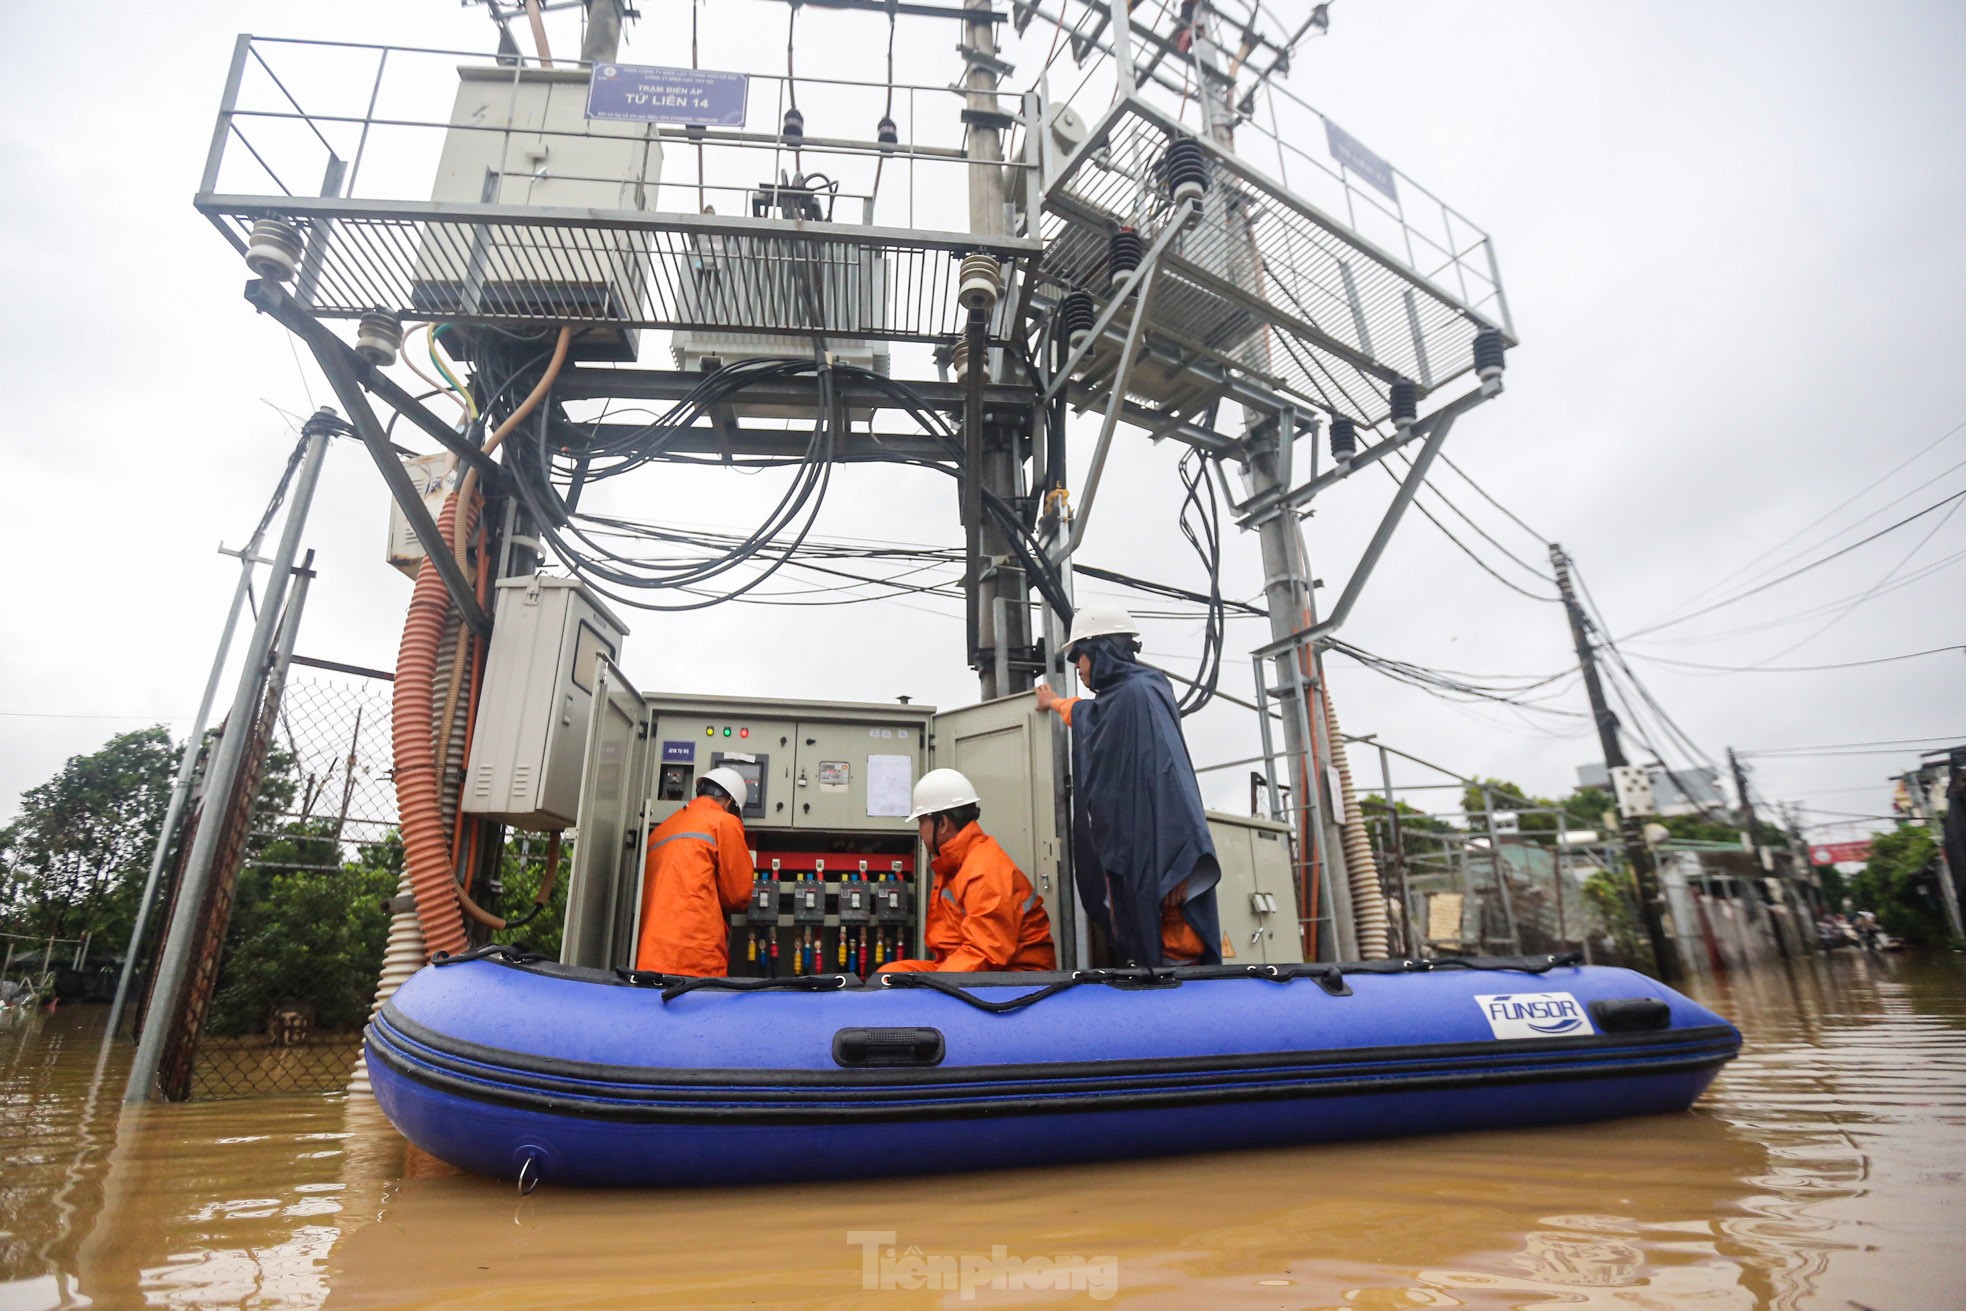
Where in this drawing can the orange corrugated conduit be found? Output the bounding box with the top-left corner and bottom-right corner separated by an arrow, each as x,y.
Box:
393,328 -> 571,959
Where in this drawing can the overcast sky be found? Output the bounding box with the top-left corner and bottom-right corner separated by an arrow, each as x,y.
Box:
1,1 -> 1959,854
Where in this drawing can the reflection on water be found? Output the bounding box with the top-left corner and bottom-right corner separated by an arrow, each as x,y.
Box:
3,953 -> 1961,1309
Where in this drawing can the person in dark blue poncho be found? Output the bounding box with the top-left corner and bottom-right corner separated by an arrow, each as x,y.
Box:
1036,602 -> 1223,967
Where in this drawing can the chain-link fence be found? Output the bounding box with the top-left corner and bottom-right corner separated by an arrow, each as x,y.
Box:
1368,807 -> 1633,965
187,673 -> 402,1099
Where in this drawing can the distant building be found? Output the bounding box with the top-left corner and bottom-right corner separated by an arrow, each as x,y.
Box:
1577,762 -> 1726,819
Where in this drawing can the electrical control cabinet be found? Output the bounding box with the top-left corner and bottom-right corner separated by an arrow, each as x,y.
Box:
384,452 -> 456,578
412,66 -> 662,361
927,693 -> 1076,963
563,684 -> 1303,977
462,576 -> 628,830
1206,812 -> 1305,965
644,694 -> 929,833
566,690 -> 933,973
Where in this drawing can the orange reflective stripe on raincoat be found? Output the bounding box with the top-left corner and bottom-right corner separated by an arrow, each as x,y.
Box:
879,822 -> 1056,973
636,794 -> 752,977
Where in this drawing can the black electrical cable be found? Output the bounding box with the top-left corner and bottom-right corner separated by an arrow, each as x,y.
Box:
1628,645 -> 1966,675
1323,639 -> 1589,719
1367,453 -> 1559,601
504,357 -> 1075,621
1613,485 -> 1966,642
1173,447 -> 1226,716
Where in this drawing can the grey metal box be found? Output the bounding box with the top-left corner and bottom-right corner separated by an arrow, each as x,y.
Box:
462,576 -> 627,830
1206,811 -> 1304,965
642,694 -> 932,833
928,694 -> 1069,915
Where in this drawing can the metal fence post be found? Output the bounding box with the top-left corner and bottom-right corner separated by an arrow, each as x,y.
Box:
125,414 -> 333,1102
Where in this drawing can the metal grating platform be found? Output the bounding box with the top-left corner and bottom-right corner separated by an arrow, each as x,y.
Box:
193,36 -> 1039,352
200,198 -> 1037,348
1037,97 -> 1513,427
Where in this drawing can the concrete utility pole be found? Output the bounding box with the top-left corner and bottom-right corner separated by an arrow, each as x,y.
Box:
962,0 -> 1029,699
1728,747 -> 1759,851
1178,1 -> 1353,958
1550,544 -> 1680,981
579,0 -> 623,65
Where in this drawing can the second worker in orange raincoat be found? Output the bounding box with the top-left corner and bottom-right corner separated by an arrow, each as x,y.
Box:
879,768 -> 1056,974
636,766 -> 753,977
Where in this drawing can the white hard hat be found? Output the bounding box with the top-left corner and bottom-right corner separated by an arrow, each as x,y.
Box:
908,768 -> 981,822
703,766 -> 749,810
1066,601 -> 1141,651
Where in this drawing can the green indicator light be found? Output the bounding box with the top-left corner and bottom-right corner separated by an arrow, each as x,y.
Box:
723,726 -> 732,737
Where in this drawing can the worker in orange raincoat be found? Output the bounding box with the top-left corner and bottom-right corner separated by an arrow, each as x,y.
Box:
878,768 -> 1056,974
636,766 -> 754,976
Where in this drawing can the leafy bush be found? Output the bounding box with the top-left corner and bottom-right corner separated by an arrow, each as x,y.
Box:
1850,826 -> 1948,947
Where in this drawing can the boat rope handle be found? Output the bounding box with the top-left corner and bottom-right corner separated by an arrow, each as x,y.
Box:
876,973 -> 1083,1014
653,973 -> 853,1003
1338,951 -> 1583,976
877,963 -> 1352,1014
432,944 -> 554,967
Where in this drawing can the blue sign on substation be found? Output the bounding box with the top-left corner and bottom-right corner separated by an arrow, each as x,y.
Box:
586,62 -> 750,127
1324,119 -> 1399,204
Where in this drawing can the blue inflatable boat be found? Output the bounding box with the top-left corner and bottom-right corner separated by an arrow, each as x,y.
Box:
365,947 -> 1740,1188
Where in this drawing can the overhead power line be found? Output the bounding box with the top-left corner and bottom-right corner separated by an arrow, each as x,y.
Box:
1728,490 -> 1966,668
1627,645 -> 1965,675
1370,450 -> 1559,597
1624,545 -> 1966,648
1648,414 -> 1966,623
1742,734 -> 1966,755
1435,451 -> 1550,545
1616,486 -> 1966,640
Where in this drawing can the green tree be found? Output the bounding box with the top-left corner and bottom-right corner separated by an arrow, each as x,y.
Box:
205,821 -> 396,1034
1581,869 -> 1649,968
0,727 -> 180,950
1850,826 -> 1948,946
1815,863 -> 1848,910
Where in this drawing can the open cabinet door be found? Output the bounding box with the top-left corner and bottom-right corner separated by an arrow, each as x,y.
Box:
560,657 -> 651,968
929,693 -> 1077,968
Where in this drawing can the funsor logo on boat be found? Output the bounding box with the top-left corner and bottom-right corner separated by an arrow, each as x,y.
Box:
848,1230 -> 1120,1301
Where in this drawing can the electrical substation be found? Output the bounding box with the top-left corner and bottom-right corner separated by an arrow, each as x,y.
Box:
128,0 -> 1519,1098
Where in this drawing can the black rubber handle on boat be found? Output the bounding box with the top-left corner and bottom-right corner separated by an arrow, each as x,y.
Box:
655,973 -> 856,1003
878,972 -> 1085,1013
1339,952 -> 1584,976
432,944 -> 554,967
878,963 -> 1352,1013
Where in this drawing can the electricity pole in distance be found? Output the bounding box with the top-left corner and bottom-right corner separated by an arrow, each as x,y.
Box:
1549,544 -> 1681,981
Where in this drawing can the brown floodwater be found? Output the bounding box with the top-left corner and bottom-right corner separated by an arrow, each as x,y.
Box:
4,952 -> 1962,1310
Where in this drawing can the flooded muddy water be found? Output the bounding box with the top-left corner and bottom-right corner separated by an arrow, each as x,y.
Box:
4,953 -> 1962,1309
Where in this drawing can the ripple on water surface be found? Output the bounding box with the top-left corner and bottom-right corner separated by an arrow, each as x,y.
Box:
2,953 -> 1962,1309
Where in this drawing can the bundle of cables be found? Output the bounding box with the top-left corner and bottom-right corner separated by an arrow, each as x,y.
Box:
1173,446 -> 1227,717
502,356 -> 1075,622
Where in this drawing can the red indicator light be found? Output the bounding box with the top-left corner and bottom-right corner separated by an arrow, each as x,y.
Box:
739,727 -> 750,738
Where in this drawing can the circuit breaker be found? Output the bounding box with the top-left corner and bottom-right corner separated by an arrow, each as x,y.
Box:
462,576 -> 628,829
